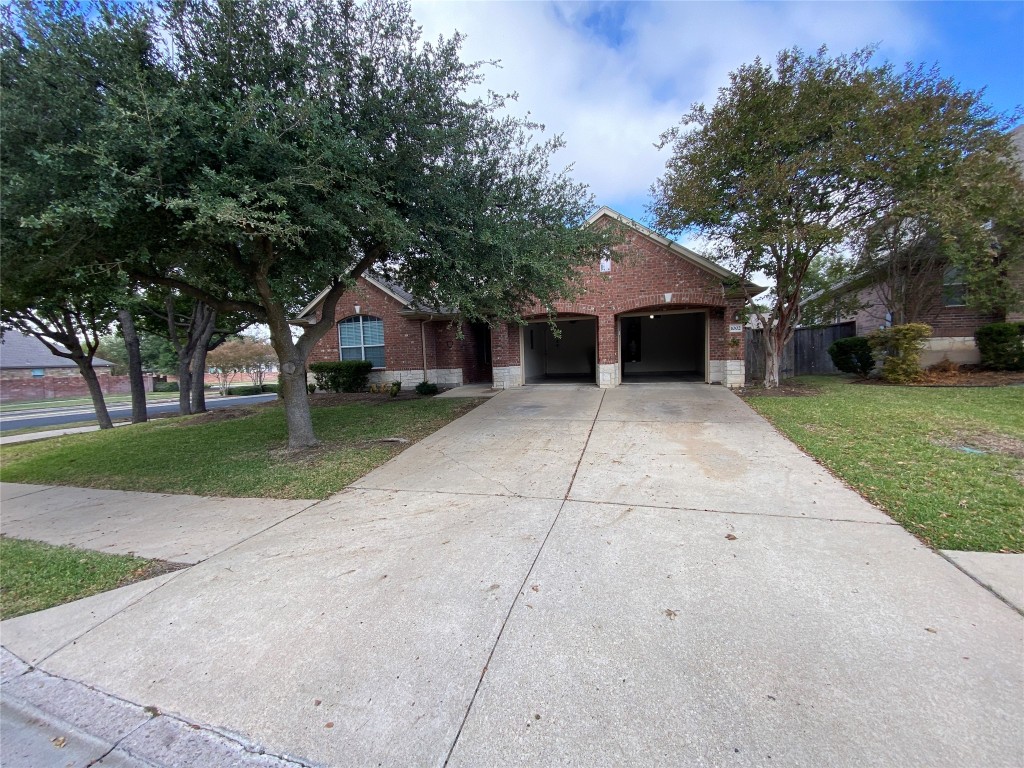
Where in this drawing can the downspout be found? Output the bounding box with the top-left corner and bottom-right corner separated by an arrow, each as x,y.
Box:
421,321 -> 428,383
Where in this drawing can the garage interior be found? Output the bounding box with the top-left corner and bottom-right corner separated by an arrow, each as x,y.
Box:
523,319 -> 597,384
621,312 -> 705,382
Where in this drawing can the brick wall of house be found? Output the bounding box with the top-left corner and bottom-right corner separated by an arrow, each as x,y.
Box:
0,374 -> 152,403
849,283 -> 1002,338
308,278 -> 427,372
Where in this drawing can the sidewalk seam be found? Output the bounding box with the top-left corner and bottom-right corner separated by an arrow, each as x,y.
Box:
441,390 -> 607,767
30,497 -> 323,668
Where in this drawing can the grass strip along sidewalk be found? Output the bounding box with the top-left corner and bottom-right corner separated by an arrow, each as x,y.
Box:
0,537 -> 183,620
0,395 -> 481,500
744,377 -> 1024,553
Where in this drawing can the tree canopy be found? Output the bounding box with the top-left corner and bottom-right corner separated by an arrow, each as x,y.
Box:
651,46 -> 1022,386
2,0 -> 608,446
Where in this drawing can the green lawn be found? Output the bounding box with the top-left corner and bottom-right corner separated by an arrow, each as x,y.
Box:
745,377 -> 1024,552
0,397 -> 482,499
0,537 -> 181,619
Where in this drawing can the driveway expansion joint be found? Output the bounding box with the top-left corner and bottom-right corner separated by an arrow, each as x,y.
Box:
441,390 -> 607,767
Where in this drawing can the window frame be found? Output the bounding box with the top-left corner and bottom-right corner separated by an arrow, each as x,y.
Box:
942,267 -> 967,308
338,315 -> 385,369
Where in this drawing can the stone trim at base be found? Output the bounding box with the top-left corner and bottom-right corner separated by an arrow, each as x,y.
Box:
921,336 -> 979,367
597,363 -> 620,388
492,366 -> 523,389
368,368 -> 464,388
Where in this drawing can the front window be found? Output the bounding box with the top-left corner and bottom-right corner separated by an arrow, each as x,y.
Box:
339,315 -> 385,368
942,267 -> 967,307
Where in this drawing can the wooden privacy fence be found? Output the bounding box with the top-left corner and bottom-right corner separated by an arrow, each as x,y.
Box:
745,321 -> 856,384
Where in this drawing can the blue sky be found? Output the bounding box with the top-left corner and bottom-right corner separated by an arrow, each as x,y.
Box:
413,1 -> 1024,227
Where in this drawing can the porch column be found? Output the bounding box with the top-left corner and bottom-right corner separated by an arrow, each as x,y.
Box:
724,299 -> 747,387
490,323 -> 522,389
595,314 -> 619,388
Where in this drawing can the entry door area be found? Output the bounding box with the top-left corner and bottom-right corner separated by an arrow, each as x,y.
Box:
621,312 -> 706,382
523,319 -> 597,384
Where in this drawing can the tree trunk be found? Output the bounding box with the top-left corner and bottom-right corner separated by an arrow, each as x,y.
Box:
763,324 -> 787,388
190,307 -> 217,413
264,304 -> 320,449
76,360 -> 114,429
177,355 -> 193,415
118,309 -> 148,424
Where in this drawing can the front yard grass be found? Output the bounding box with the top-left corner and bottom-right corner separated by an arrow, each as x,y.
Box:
0,397 -> 482,499
0,537 -> 181,620
745,376 -> 1024,552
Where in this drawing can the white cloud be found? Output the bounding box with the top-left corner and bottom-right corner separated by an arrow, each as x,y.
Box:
411,1 -> 934,222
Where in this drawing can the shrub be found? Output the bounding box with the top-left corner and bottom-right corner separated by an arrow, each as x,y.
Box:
415,381 -> 439,396
867,323 -> 932,384
975,322 -> 1024,371
260,383 -> 278,393
307,383 -> 316,395
308,360 -> 374,393
153,381 -> 179,393
827,336 -> 874,377
226,385 -> 263,396
388,380 -> 401,398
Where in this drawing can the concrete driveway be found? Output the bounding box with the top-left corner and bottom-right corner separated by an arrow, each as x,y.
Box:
2,384 -> 1021,767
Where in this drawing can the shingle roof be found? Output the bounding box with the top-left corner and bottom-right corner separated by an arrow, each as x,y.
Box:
0,332 -> 113,369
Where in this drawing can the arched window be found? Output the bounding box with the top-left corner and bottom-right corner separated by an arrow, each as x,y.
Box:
339,316 -> 385,368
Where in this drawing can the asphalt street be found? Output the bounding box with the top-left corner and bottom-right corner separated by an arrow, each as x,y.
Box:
0,393 -> 277,433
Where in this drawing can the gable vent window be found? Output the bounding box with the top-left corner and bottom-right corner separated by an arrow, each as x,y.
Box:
339,315 -> 385,368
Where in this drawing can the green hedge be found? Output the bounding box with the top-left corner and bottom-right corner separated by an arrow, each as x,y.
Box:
827,336 -> 874,377
225,384 -> 277,396
153,381 -> 179,392
415,381 -> 439,396
308,360 -> 374,393
975,322 -> 1024,371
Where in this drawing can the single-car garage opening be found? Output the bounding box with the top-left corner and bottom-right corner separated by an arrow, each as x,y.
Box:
621,312 -> 705,382
523,318 -> 597,384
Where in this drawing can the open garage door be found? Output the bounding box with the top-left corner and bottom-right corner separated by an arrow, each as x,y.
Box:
621,312 -> 705,382
523,319 -> 596,384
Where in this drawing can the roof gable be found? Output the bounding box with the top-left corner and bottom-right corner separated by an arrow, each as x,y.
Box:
586,206 -> 764,295
0,332 -> 113,369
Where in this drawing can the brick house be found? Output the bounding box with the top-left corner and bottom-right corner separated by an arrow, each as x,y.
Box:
301,207 -> 764,389
0,332 -> 134,403
806,124 -> 1024,366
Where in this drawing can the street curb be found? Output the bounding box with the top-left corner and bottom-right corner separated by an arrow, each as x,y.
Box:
0,648 -> 320,768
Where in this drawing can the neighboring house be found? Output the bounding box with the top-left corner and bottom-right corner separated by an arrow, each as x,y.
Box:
0,332 -> 147,403
0,332 -> 113,379
803,125 -> 1024,366
300,207 -> 764,389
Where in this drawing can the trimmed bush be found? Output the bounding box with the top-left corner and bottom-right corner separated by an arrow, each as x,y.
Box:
226,385 -> 263,396
415,381 -> 439,396
307,383 -> 317,395
868,323 -> 932,384
827,336 -> 874,377
260,383 -> 278,393
388,380 -> 402,398
308,360 -> 374,393
975,322 -> 1024,371
153,381 -> 179,393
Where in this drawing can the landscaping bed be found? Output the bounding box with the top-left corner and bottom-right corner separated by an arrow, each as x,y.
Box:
742,376 -> 1024,552
0,397 -> 483,499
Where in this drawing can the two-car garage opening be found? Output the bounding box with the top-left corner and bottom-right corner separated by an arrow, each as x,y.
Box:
621,312 -> 705,382
523,311 -> 707,385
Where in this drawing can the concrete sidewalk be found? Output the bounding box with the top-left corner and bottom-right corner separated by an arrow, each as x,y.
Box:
2,384 -> 1021,767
